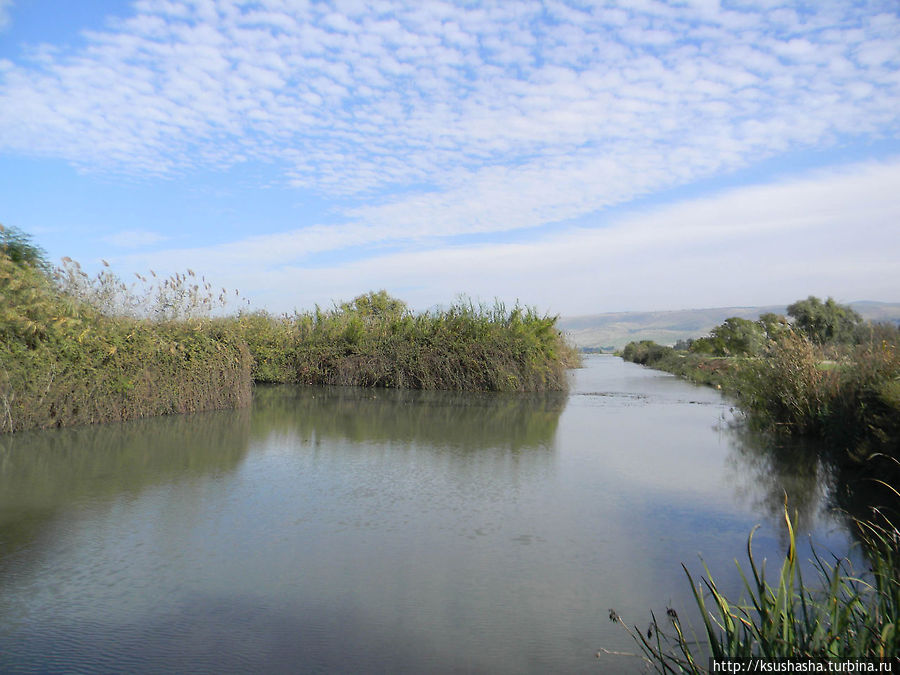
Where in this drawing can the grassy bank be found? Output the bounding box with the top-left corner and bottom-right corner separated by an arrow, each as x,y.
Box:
620,307 -> 900,454
619,340 -> 739,389
1,228 -> 577,433
616,300 -> 900,668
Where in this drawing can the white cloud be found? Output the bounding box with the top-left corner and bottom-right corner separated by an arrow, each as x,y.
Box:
111,159 -> 900,315
0,0 -> 898,235
0,1 -> 11,32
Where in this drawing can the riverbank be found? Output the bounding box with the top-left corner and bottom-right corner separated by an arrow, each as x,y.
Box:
617,331 -> 900,666
620,329 -> 899,456
1,234 -> 578,433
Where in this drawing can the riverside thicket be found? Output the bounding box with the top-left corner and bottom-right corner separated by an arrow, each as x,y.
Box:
620,299 -> 900,455
1,226 -> 577,433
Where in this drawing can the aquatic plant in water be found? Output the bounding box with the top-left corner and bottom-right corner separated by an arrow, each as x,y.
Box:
609,498 -> 899,671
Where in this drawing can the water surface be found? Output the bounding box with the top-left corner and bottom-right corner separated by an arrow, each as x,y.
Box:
0,355 -> 853,673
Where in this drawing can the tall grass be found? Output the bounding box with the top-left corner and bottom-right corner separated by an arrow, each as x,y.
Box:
611,503 -> 900,671
622,329 -> 900,452
1,249 -> 248,433
2,234 -> 578,433
234,298 -> 579,392
735,331 -> 899,449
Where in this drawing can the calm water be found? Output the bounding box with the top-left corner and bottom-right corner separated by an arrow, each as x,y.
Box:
0,355 -> 854,673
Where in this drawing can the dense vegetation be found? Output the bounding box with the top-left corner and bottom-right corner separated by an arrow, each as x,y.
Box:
236,292 -> 578,392
1,226 -> 577,433
621,296 -> 900,454
0,229 -> 252,433
617,296 -> 900,668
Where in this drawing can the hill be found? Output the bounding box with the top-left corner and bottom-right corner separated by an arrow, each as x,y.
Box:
559,301 -> 900,351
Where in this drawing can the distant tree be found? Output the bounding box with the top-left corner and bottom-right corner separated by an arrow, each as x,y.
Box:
673,338 -> 694,351
689,317 -> 766,356
339,290 -> 407,319
757,312 -> 791,342
786,296 -> 862,344
0,224 -> 49,272
712,317 -> 766,356
689,336 -> 720,355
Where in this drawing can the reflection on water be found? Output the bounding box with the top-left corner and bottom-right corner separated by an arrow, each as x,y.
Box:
0,409 -> 251,559
724,425 -> 832,537
250,384 -> 568,451
725,420 -> 900,553
0,356 -> 862,674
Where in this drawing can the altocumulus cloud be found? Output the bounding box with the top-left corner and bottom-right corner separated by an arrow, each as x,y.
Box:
1,0 -> 899,246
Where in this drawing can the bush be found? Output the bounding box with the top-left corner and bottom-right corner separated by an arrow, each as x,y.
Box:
0,252 -> 251,433
235,296 -> 579,393
734,331 -> 900,447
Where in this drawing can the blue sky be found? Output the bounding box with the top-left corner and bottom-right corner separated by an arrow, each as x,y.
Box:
1,0 -> 898,316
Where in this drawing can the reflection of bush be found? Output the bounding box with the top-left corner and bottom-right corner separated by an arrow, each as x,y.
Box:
0,408 -> 251,528
251,384 -> 567,452
726,422 -> 900,550
725,424 -> 831,537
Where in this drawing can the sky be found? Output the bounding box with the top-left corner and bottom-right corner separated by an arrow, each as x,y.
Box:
0,0 -> 898,317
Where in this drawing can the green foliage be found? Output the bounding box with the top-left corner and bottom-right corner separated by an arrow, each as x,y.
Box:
711,317 -> 766,356
734,331 -> 900,447
612,506 -> 900,670
624,299 -> 898,452
0,224 -> 49,271
338,290 -> 407,319
688,317 -> 766,357
2,230 -> 578,432
620,340 -> 736,389
232,298 -> 579,393
1,248 -> 251,433
621,340 -> 675,365
758,312 -> 790,342
787,296 -> 862,345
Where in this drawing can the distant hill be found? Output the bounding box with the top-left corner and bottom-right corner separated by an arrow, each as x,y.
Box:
559,301 -> 900,351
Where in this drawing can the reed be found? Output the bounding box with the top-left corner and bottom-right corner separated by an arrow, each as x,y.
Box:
735,331 -> 899,447
611,503 -> 900,671
1,246 -> 252,433
2,230 -> 578,433
233,296 -> 580,393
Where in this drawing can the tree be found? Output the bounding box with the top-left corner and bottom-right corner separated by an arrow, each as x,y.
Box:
757,312 -> 790,342
691,317 -> 765,356
786,296 -> 861,344
0,224 -> 49,271
711,317 -> 766,356
339,290 -> 407,320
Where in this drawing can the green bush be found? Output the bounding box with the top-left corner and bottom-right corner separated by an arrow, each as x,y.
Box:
234,296 -> 579,393
2,240 -> 578,433
734,331 -> 900,446
0,252 -> 251,433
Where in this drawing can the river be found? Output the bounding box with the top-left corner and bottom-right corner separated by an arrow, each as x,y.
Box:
0,355 -> 855,673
